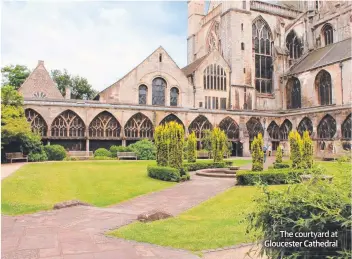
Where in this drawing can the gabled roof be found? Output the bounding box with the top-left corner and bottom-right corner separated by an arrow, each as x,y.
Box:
286,38 -> 352,75
18,60 -> 63,99
181,54 -> 209,77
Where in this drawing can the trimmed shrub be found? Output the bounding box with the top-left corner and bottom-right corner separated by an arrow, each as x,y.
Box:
187,132 -> 197,163
184,161 -> 226,171
44,145 -> 66,161
224,160 -> 233,166
211,127 -> 228,162
237,168 -> 308,185
275,145 -> 283,163
130,139 -> 156,160
94,148 -> 111,157
289,130 -> 302,169
302,130 -> 314,168
110,145 -> 133,157
251,133 -> 264,171
273,162 -> 290,169
28,148 -> 48,162
147,166 -> 180,182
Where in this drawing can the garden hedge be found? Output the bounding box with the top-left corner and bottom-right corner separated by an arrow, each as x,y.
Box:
273,162 -> 290,169
147,166 -> 180,182
44,145 -> 66,161
237,168 -> 308,185
94,148 -> 112,157
184,161 -> 232,171
110,145 -> 133,157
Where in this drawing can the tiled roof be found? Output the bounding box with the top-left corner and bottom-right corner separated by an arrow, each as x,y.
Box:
181,54 -> 209,77
286,38 -> 352,75
18,61 -> 64,99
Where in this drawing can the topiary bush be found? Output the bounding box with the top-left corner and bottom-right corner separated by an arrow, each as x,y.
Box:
251,133 -> 264,171
211,127 -> 228,162
301,130 -> 313,168
129,139 -> 156,160
289,130 -> 302,169
187,132 -> 197,163
110,145 -> 133,157
94,148 -> 111,157
44,145 -> 66,161
275,145 -> 283,163
147,166 -> 181,182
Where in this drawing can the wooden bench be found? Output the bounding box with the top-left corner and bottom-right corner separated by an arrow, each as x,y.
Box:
68,151 -> 93,159
197,151 -> 210,159
300,174 -> 333,183
117,152 -> 137,160
5,152 -> 28,163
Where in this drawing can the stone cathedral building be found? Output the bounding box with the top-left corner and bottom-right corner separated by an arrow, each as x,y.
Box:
19,0 -> 351,157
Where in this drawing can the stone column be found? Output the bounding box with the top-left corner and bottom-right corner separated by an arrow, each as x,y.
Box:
86,139 -> 90,155
122,139 -> 126,147
242,137 -> 250,157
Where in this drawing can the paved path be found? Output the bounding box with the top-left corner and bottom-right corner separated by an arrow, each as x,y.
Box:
1,163 -> 26,180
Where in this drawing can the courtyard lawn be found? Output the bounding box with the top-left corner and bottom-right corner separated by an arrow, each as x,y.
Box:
2,160 -> 174,215
111,161 -> 351,252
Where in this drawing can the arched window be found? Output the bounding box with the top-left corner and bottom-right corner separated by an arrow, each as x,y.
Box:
297,117 -> 313,136
315,70 -> 332,105
89,111 -> 121,138
280,119 -> 292,140
286,77 -> 301,109
322,24 -> 333,45
246,117 -> 264,140
342,114 -> 352,140
139,85 -> 147,105
317,114 -> 336,139
286,30 -> 303,60
51,110 -> 85,138
152,78 -> 166,106
267,121 -> 280,140
203,64 -> 226,91
219,117 -> 239,140
188,115 -> 213,139
124,112 -> 154,139
160,114 -> 184,128
252,17 -> 273,94
170,87 -> 179,106
207,22 -> 220,53
25,109 -> 48,136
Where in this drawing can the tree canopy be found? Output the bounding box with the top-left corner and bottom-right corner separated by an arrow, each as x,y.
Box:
1,65 -> 31,89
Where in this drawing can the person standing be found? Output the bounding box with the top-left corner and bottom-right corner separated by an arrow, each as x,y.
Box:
268,144 -> 272,156
263,144 -> 267,163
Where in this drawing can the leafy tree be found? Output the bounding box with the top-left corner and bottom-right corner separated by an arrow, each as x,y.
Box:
1,85 -> 24,106
1,65 -> 30,89
301,131 -> 314,169
187,132 -> 197,163
211,127 -> 228,162
251,133 -> 264,171
201,129 -> 212,152
289,130 -> 302,169
50,69 -> 71,97
275,145 -> 283,163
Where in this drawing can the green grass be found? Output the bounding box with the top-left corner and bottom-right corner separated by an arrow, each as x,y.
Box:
1,160 -> 175,215
111,161 -> 351,252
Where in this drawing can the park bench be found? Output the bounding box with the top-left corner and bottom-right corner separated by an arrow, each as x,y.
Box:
197,151 -> 209,159
117,152 -> 137,160
68,151 -> 93,159
300,174 -> 333,183
5,152 -> 28,163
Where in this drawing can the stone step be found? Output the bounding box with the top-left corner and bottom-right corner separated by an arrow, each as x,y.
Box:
196,172 -> 236,178
228,166 -> 240,171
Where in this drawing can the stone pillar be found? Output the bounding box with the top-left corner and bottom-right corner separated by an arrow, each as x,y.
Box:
86,139 -> 90,154
122,139 -> 126,147
242,137 -> 250,157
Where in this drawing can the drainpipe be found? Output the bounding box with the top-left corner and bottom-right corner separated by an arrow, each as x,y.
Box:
339,62 -> 343,105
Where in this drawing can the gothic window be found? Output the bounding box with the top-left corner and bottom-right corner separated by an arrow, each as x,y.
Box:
160,114 -> 184,128
139,85 -> 147,105
207,22 -> 220,53
322,24 -> 333,45
246,117 -> 264,140
315,70 -> 332,105
317,114 -> 336,139
219,117 -> 239,140
170,87 -> 179,106
342,114 -> 351,140
33,92 -> 47,98
51,110 -> 85,138
286,77 -> 301,109
297,117 -> 313,136
286,30 -> 303,60
252,17 -> 273,94
152,78 -> 166,106
25,109 -> 48,136
124,112 -> 153,139
267,121 -> 280,140
188,115 -> 213,139
203,64 -> 227,91
279,119 -> 292,140
89,111 -> 121,138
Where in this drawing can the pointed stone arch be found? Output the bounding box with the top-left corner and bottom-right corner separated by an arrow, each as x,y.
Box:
246,117 -> 264,140
124,112 -> 154,139
159,114 -> 184,129
341,114 -> 351,140
317,114 -> 336,140
297,117 -> 313,136
280,119 -> 292,140
219,117 -> 239,140
25,108 -> 48,137
88,111 -> 121,138
51,110 -> 85,138
267,121 -> 280,140
188,115 -> 213,139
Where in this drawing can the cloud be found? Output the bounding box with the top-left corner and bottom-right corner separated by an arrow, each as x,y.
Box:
1,1 -> 187,91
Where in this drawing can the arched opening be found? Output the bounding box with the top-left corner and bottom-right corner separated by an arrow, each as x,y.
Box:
267,121 -> 280,151
246,117 -> 264,149
25,109 -> 48,137
341,114 -> 351,140
317,114 -> 336,140
170,87 -> 179,106
286,30 -> 303,60
286,77 -> 301,109
89,111 -> 121,138
159,114 -> 184,129
315,70 -> 332,106
138,85 -> 147,105
152,78 -> 166,106
188,115 -> 213,140
124,112 -> 154,140
297,117 -> 313,136
280,119 -> 292,141
219,117 -> 241,157
322,24 -> 333,46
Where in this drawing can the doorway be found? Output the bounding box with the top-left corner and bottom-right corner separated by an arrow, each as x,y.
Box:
232,142 -> 243,157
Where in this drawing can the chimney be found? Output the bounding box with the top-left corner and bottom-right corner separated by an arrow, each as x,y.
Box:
65,86 -> 71,99
38,60 -> 44,66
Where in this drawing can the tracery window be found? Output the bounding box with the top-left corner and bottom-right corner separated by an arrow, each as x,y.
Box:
246,117 -> 264,140
89,111 -> 121,138
152,78 -> 166,106
267,121 -> 280,140
160,114 -> 184,128
139,85 -> 147,105
280,119 -> 292,140
252,18 -> 273,94
170,87 -> 179,106
51,110 -> 85,138
33,92 -> 47,98
315,70 -> 332,106
341,114 -> 351,140
203,64 -> 227,91
188,115 -> 213,139
297,117 -> 313,136
207,22 -> 220,53
286,30 -> 303,60
317,114 -> 336,139
322,24 -> 333,45
219,117 -> 239,140
25,109 -> 48,136
286,77 -> 301,109
124,112 -> 154,139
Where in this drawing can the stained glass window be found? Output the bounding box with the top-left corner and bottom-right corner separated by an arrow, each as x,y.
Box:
139,85 -> 147,105
286,30 -> 303,60
322,24 -> 333,45
152,78 -> 166,106
287,77 -> 301,109
89,111 -> 121,138
315,70 -> 332,105
170,87 -> 179,106
203,64 -> 227,91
